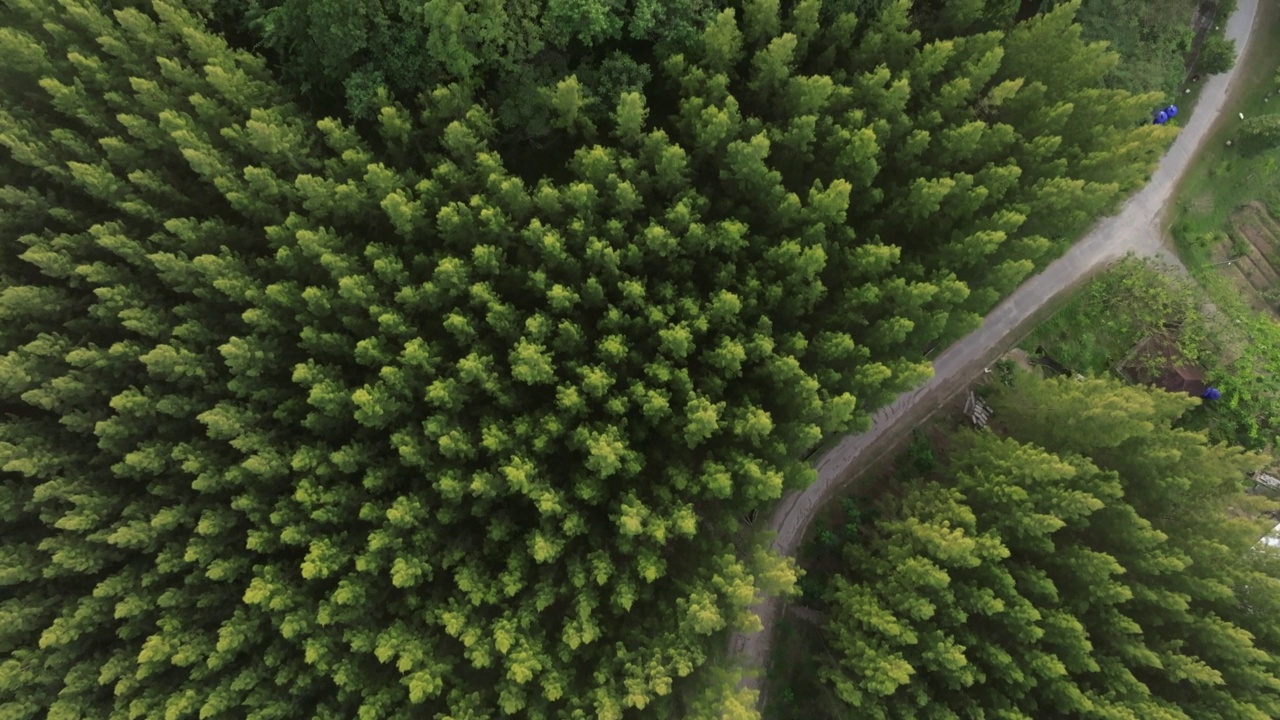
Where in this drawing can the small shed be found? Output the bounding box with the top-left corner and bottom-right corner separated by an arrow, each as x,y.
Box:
1157,364 -> 1208,396
1249,471 -> 1280,496
1116,335 -> 1208,397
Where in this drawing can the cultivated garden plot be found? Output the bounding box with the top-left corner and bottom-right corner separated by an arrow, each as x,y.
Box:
1213,202 -> 1280,314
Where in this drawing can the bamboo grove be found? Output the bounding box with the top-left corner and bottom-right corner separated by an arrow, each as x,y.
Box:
1,0 -> 1176,717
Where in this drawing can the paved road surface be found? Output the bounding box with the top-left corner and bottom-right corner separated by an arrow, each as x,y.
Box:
730,0 -> 1262,710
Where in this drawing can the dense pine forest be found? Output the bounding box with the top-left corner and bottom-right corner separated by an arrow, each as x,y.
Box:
807,375 -> 1280,719
0,0 -> 1244,718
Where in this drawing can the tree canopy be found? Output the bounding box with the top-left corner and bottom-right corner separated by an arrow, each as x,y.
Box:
1197,33 -> 1238,77
199,0 -> 716,127
1240,114 -> 1280,146
1,0 -> 1181,717
817,374 -> 1280,719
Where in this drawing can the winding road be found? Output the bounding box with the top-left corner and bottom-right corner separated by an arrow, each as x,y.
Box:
730,0 -> 1263,710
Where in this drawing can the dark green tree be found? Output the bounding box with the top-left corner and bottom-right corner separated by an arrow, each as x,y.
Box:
201,0 -> 719,129
1239,114 -> 1280,147
1198,33 -> 1237,76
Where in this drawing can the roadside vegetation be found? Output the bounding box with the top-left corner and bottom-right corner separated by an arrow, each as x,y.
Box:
1025,258 -> 1280,451
1023,259 -> 1215,376
1067,0 -> 1211,98
1038,0 -> 1240,121
774,373 -> 1280,720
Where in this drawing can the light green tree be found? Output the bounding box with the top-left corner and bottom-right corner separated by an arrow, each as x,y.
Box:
817,375 -> 1280,719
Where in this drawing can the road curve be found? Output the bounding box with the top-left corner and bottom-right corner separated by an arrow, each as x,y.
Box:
730,0 -> 1262,710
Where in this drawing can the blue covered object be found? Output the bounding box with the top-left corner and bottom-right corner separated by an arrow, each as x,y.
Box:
1154,111 -> 1169,124
1166,104 -> 1179,118
1201,387 -> 1221,401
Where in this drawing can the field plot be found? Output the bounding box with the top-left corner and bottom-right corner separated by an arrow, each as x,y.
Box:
1214,201 -> 1280,314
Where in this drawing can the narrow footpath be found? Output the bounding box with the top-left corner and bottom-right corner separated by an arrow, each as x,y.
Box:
730,0 -> 1263,709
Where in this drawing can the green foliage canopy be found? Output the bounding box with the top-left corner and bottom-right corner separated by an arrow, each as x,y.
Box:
1029,259 -> 1280,449
818,375 -> 1280,718
0,0 -> 1179,717
202,0 -> 717,124
1240,114 -> 1280,146
1198,33 -> 1238,76
0,1 -> 807,716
